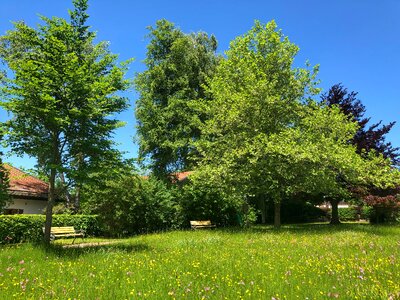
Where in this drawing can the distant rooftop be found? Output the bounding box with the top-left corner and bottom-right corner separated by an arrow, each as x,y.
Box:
4,164 -> 48,199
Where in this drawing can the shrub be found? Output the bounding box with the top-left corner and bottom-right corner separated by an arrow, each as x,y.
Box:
359,206 -> 373,220
364,194 -> 400,224
368,206 -> 400,224
81,170 -> 184,236
52,215 -> 101,235
338,207 -> 358,221
178,174 -> 243,227
0,214 -> 99,244
139,178 -> 184,232
324,206 -> 372,222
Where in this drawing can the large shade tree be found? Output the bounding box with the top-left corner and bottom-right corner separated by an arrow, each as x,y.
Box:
135,19 -> 220,179
196,21 -> 399,228
0,0 -> 130,242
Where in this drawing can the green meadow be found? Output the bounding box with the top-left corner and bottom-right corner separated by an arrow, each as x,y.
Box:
1,224 -> 400,299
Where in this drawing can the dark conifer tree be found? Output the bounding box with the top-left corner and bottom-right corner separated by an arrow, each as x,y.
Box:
322,83 -> 399,165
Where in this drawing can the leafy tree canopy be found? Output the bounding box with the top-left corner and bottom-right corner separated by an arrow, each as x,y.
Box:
135,19 -> 220,179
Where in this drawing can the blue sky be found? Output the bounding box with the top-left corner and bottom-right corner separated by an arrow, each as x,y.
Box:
1,0 -> 399,169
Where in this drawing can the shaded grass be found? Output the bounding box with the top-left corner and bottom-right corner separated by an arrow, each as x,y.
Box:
1,223 -> 400,299
52,236 -> 126,246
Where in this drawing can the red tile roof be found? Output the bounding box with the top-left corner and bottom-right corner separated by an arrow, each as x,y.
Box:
169,171 -> 192,183
4,164 -> 49,197
141,171 -> 192,182
174,171 -> 192,182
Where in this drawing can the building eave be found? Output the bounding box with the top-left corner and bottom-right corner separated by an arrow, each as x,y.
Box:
8,190 -> 48,201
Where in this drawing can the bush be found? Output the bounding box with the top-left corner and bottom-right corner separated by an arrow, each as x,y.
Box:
52,215 -> 101,235
361,206 -> 373,220
81,170 -> 184,236
324,206 -> 372,222
338,207 -> 358,221
135,178 -> 184,233
368,206 -> 400,224
0,214 -> 100,244
178,173 -> 243,227
364,193 -> 400,224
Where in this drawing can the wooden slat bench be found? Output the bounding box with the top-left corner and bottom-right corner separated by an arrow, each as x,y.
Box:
190,220 -> 216,230
43,226 -> 85,244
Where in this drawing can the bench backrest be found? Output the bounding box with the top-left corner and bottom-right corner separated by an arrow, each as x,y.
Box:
50,226 -> 76,234
190,220 -> 212,226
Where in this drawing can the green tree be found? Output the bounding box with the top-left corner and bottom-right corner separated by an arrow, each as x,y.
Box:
0,0 -> 130,243
135,19 -> 219,179
196,21 -> 399,228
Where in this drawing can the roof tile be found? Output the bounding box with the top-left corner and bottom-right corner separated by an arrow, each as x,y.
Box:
4,164 -> 49,195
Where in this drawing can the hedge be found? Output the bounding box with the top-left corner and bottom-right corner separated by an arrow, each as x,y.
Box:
338,207 -> 359,221
0,214 -> 100,244
323,206 -> 372,221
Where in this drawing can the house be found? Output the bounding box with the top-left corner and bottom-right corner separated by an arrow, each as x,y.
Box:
3,165 -> 48,215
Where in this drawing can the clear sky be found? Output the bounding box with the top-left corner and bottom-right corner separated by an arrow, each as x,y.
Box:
1,0 -> 399,169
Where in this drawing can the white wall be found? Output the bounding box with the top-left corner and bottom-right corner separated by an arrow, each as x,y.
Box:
6,198 -> 47,214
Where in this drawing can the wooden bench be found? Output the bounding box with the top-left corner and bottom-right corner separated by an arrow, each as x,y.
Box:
43,226 -> 85,243
190,220 -> 216,230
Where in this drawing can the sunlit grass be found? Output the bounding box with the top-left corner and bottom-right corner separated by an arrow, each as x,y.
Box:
1,224 -> 400,299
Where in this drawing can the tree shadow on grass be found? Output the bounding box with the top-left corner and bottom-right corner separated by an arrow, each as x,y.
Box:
223,223 -> 398,237
36,242 -> 152,258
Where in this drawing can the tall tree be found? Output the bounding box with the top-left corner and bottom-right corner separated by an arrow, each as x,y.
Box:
197,20 -> 318,228
196,21 -> 399,228
0,0 -> 130,243
135,19 -> 219,179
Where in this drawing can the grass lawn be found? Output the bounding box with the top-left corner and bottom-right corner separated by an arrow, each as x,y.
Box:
1,224 -> 400,299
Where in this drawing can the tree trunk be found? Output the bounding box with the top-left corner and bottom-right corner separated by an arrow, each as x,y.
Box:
44,134 -> 59,244
59,172 -> 72,207
73,185 -> 81,213
274,201 -> 281,229
260,197 -> 266,224
43,167 -> 56,244
330,199 -> 341,225
73,153 -> 84,212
